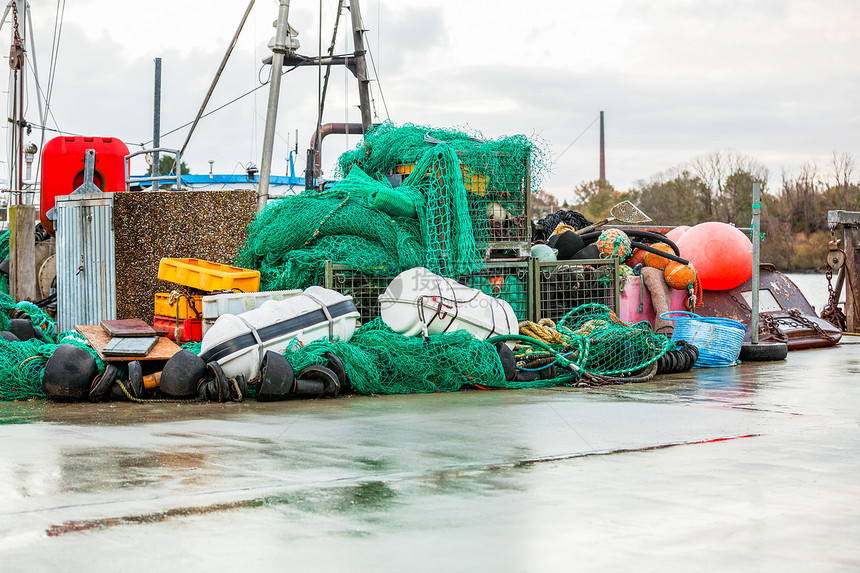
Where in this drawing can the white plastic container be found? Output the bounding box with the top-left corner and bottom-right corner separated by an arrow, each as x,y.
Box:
378,267 -> 518,340
201,289 -> 302,335
199,286 -> 359,380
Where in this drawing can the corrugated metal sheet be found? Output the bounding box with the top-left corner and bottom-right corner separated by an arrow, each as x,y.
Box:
55,193 -> 116,333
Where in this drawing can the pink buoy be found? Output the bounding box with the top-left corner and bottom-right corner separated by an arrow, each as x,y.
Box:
675,222 -> 752,290
666,225 -> 691,243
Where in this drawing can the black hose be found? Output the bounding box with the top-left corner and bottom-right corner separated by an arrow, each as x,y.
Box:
629,241 -> 690,266
579,229 -> 681,256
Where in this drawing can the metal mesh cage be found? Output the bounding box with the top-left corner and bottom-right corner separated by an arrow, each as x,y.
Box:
324,260 -> 532,326
392,151 -> 532,257
461,152 -> 531,255
533,259 -> 620,323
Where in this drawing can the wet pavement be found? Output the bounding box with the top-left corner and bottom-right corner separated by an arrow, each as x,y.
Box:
1,339 -> 859,572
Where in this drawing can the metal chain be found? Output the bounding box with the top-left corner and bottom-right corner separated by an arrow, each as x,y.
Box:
9,2 -> 24,71
729,293 -> 785,341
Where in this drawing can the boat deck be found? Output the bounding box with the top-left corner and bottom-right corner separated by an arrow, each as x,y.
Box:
2,339 -> 859,571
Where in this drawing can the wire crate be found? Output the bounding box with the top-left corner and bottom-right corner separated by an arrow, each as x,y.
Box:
323,260 -> 533,326
458,260 -> 532,322
533,259 -> 620,323
391,151 -> 532,258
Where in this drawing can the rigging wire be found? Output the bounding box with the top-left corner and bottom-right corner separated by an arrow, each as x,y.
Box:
176,0 -> 256,165
554,114 -> 600,162
362,32 -> 389,121
140,64 -> 301,147
45,0 -> 66,127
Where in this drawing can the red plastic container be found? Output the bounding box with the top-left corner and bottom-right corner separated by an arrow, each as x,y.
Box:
153,315 -> 203,343
40,136 -> 130,234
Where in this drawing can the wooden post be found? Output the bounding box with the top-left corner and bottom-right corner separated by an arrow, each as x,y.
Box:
829,210 -> 860,333
9,204 -> 37,302
845,225 -> 860,333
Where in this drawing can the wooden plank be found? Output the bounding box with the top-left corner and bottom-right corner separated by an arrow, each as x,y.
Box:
9,205 -> 37,302
75,325 -> 182,362
100,318 -> 159,337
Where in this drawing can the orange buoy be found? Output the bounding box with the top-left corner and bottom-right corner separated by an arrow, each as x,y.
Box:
642,242 -> 675,270
664,261 -> 697,289
625,248 -> 648,269
596,229 -> 632,259
675,222 -> 752,290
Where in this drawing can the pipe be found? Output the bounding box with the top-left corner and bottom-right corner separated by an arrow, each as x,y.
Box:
304,122 -> 365,189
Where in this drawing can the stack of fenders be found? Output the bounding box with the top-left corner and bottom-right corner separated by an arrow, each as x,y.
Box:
154,258 -> 261,343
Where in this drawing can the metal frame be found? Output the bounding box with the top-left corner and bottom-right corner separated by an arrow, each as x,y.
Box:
124,147 -> 183,191
532,258 -> 620,323
323,260 -> 533,325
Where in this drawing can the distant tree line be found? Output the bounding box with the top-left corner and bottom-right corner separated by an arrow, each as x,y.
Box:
558,151 -> 859,270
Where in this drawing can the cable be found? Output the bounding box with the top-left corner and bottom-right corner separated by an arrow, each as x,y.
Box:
362,29 -> 389,121
553,114 -> 599,162
140,64 -> 302,147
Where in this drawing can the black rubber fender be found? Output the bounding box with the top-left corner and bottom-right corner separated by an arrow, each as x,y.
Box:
324,352 -> 350,393
739,342 -> 788,362
296,364 -> 340,398
89,364 -> 118,401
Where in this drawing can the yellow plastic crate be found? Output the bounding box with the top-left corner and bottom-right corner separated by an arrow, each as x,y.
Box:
154,292 -> 204,319
157,258 -> 261,292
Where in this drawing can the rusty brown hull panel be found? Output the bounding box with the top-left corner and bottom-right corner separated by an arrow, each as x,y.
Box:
696,266 -> 838,349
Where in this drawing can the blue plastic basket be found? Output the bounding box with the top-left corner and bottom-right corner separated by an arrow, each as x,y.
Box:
660,311 -> 746,368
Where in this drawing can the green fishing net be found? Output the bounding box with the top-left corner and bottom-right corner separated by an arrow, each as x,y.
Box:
556,303 -> 674,377
237,122 -> 545,290
0,289 -> 109,401
284,317 -> 565,395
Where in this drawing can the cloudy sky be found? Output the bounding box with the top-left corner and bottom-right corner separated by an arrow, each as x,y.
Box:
8,0 -> 860,202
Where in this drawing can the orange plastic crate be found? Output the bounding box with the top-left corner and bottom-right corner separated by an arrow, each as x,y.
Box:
157,258 -> 260,292
154,292 -> 204,320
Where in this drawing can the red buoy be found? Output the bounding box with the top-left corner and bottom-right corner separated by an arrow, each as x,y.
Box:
675,222 -> 752,290
666,225 -> 691,243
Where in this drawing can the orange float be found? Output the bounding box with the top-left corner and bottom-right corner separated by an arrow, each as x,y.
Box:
642,242 -> 675,271
675,222 -> 752,290
625,248 -> 647,269
664,262 -> 697,289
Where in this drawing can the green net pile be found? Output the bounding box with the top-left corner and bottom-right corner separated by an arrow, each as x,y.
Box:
237,123 -> 545,290
0,330 -> 106,401
0,290 -> 109,401
555,303 -> 674,377
283,317 -> 564,395
337,121 -> 547,250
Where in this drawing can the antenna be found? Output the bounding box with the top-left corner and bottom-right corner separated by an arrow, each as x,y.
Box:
599,110 -> 606,182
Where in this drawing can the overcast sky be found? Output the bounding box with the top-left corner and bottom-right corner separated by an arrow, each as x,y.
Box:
8,0 -> 860,202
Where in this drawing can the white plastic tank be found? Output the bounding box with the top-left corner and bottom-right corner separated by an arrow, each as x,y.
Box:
200,286 -> 358,380
378,267 -> 518,340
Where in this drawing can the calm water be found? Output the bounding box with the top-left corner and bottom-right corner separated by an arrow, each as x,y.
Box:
784,272 -> 835,313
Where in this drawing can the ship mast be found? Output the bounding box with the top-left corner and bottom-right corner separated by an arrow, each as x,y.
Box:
258,0 -> 374,208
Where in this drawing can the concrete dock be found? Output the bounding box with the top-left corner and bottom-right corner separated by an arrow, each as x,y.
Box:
1,339 -> 859,571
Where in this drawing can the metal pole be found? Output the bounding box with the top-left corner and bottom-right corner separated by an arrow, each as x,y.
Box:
349,0 -> 372,131
751,182 -> 761,344
152,57 -> 162,191
17,0 -> 25,199
178,0 -> 255,165
259,0 -> 292,211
